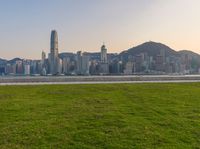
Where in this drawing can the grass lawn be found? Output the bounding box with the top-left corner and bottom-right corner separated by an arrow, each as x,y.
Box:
0,83 -> 199,148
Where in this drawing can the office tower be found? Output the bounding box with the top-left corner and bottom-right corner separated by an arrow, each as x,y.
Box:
41,51 -> 46,67
101,44 -> 108,63
49,30 -> 59,75
100,44 -> 109,74
135,53 -> 145,72
76,51 -> 90,75
24,64 -> 30,75
0,65 -> 6,75
63,57 -> 71,75
89,60 -> 98,75
156,55 -> 165,72
124,55 -> 134,75
124,62 -> 134,75
82,54 -> 90,75
16,60 -> 23,74
76,51 -> 82,74
58,58 -> 63,74
41,51 -> 47,75
5,64 -> 16,75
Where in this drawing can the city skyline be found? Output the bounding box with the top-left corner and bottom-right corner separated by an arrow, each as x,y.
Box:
1,29 -> 200,76
0,0 -> 200,59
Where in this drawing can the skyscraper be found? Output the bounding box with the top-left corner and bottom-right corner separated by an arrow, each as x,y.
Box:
76,51 -> 90,75
100,44 -> 109,74
101,44 -> 108,63
76,51 -> 82,74
49,30 -> 59,75
41,51 -> 47,75
41,51 -> 46,66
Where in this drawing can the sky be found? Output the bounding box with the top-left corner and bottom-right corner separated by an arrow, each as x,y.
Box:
0,0 -> 200,59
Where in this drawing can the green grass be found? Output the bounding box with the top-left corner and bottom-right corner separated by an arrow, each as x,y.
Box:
0,83 -> 200,149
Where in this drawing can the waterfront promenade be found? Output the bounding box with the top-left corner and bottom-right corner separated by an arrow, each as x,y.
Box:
1,75 -> 200,85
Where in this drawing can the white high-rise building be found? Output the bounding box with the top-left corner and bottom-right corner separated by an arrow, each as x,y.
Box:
100,44 -> 109,74
101,44 -> 108,63
76,51 -> 90,75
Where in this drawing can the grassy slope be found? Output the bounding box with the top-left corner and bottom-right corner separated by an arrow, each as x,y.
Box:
0,83 -> 199,149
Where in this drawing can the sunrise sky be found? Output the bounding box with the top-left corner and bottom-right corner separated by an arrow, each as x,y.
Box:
0,0 -> 200,59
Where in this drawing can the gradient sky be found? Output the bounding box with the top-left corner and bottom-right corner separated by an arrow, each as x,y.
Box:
0,0 -> 200,59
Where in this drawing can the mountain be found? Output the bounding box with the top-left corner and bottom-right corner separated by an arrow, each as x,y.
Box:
118,41 -> 200,70
178,50 -> 200,58
0,41 -> 200,65
8,58 -> 23,64
119,41 -> 178,60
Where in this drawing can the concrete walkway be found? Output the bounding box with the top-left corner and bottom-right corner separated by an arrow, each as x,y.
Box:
1,75 -> 200,85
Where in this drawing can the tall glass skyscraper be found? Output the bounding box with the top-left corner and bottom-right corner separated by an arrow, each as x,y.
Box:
49,30 -> 59,75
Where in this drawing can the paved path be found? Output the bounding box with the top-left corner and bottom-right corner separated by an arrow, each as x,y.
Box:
1,75 -> 200,85
1,80 -> 200,86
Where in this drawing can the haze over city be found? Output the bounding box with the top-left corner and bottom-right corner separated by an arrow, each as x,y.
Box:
0,0 -> 200,59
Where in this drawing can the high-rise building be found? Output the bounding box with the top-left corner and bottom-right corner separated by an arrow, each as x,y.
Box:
16,60 -> 23,74
24,64 -> 30,75
76,51 -> 82,74
124,55 -> 135,74
124,61 -> 134,75
100,44 -> 109,74
41,51 -> 46,67
58,58 -> 63,74
49,30 -> 59,75
41,51 -> 47,75
5,64 -> 16,75
82,54 -> 90,75
76,51 -> 90,75
101,44 -> 108,63
63,57 -> 71,75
